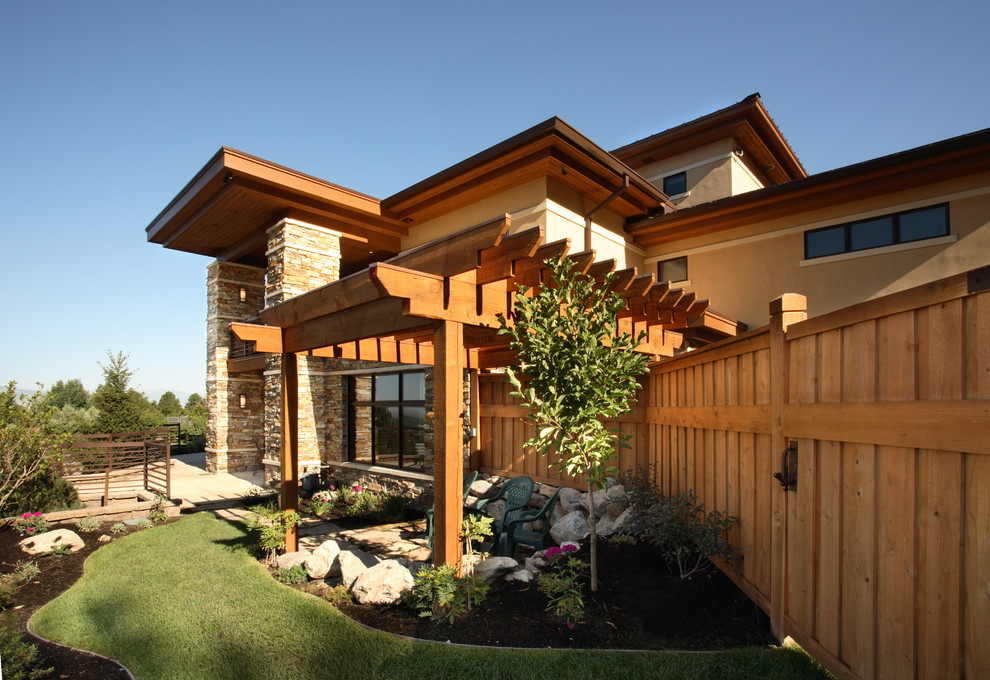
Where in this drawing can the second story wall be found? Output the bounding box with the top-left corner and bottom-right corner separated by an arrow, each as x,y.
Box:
644,172 -> 990,327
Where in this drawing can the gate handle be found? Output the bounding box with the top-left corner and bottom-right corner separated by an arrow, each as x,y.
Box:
773,443 -> 798,491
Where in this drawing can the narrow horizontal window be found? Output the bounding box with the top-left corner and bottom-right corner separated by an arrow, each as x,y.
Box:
804,203 -> 949,260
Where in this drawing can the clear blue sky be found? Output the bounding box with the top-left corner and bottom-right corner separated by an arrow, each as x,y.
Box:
2,0 -> 987,399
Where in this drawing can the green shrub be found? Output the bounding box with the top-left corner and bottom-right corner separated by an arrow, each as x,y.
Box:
375,494 -> 409,523
43,544 -> 72,558
537,548 -> 587,626
148,492 -> 169,523
626,465 -> 742,579
274,565 -> 308,584
131,518 -> 154,529
0,613 -> 52,679
76,514 -> 102,533
12,561 -> 40,583
406,564 -> 488,624
246,503 -> 304,565
0,576 -> 18,609
110,522 -> 128,535
322,585 -> 352,605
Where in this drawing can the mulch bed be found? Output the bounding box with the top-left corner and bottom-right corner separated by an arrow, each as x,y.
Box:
298,538 -> 775,650
1,521 -> 143,680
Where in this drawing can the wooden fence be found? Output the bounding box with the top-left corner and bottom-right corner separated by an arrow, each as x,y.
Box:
62,430 -> 172,503
476,267 -> 990,680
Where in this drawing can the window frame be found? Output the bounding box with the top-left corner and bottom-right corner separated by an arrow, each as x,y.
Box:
662,171 -> 687,197
657,255 -> 688,283
804,204 -> 949,260
347,370 -> 426,471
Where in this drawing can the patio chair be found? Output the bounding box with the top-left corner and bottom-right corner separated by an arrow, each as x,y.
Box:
500,487 -> 561,558
474,475 -> 535,555
426,470 -> 479,549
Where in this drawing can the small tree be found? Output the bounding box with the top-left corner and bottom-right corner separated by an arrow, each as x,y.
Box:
93,351 -> 144,433
0,381 -> 72,517
498,255 -> 650,592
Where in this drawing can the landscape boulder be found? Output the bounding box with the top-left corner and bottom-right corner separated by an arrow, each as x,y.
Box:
350,560 -> 414,605
337,547 -> 380,588
275,550 -> 311,570
19,529 -> 85,555
304,540 -> 342,579
549,511 -> 590,545
471,556 -> 518,584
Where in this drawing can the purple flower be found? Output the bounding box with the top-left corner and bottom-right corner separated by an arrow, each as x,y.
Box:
566,622 -> 575,629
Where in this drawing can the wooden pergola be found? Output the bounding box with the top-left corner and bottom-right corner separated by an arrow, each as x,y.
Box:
231,214 -> 713,567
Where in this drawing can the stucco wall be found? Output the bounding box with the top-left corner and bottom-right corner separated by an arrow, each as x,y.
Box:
644,177 -> 990,327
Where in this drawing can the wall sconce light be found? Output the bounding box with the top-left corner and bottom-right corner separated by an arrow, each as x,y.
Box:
239,287 -> 247,302
239,394 -> 247,408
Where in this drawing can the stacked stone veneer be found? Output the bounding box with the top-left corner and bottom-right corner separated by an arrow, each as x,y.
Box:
206,217 -> 474,498
206,261 -> 266,473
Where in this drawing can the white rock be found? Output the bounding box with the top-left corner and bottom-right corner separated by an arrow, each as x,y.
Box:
549,511 -> 590,545
351,560 -> 414,605
557,487 -> 583,514
276,550 -> 312,570
337,548 -> 380,588
469,479 -> 494,497
304,540 -> 342,579
505,568 -> 534,583
19,529 -> 85,555
472,556 -> 518,584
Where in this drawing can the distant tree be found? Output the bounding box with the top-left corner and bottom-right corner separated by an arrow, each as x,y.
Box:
184,393 -> 207,452
157,391 -> 182,417
50,404 -> 101,434
0,381 -> 73,516
131,389 -> 164,429
47,379 -> 90,409
93,351 -> 144,433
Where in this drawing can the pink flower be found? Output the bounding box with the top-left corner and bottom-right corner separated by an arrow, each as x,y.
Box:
22,513 -> 31,519
566,622 -> 575,629
27,527 -> 34,533
33,512 -> 42,517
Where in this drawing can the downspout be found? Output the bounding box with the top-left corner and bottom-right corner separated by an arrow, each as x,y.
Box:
584,174 -> 630,252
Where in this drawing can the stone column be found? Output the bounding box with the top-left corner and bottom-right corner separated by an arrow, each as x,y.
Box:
205,261 -> 266,473
263,218 -> 342,484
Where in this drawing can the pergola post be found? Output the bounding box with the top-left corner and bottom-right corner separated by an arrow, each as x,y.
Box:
280,350 -> 300,553
433,319 -> 465,568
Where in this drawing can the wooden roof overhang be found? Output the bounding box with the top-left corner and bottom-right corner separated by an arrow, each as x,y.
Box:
381,117 -> 676,226
611,93 -> 807,186
625,126 -> 990,249
145,147 -> 408,271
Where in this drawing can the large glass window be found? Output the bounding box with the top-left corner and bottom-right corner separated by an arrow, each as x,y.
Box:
805,204 -> 949,259
348,371 -> 425,470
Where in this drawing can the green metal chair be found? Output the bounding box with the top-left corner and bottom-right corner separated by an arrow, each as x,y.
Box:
425,470 -> 478,549
474,475 -> 535,555
500,487 -> 561,558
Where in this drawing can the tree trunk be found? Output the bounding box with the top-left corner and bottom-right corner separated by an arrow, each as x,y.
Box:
587,480 -> 599,592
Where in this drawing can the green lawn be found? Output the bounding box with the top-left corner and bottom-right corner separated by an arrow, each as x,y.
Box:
31,513 -> 832,680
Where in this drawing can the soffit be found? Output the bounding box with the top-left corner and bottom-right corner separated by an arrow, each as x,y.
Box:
381,117 -> 674,226
145,147 -> 408,269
